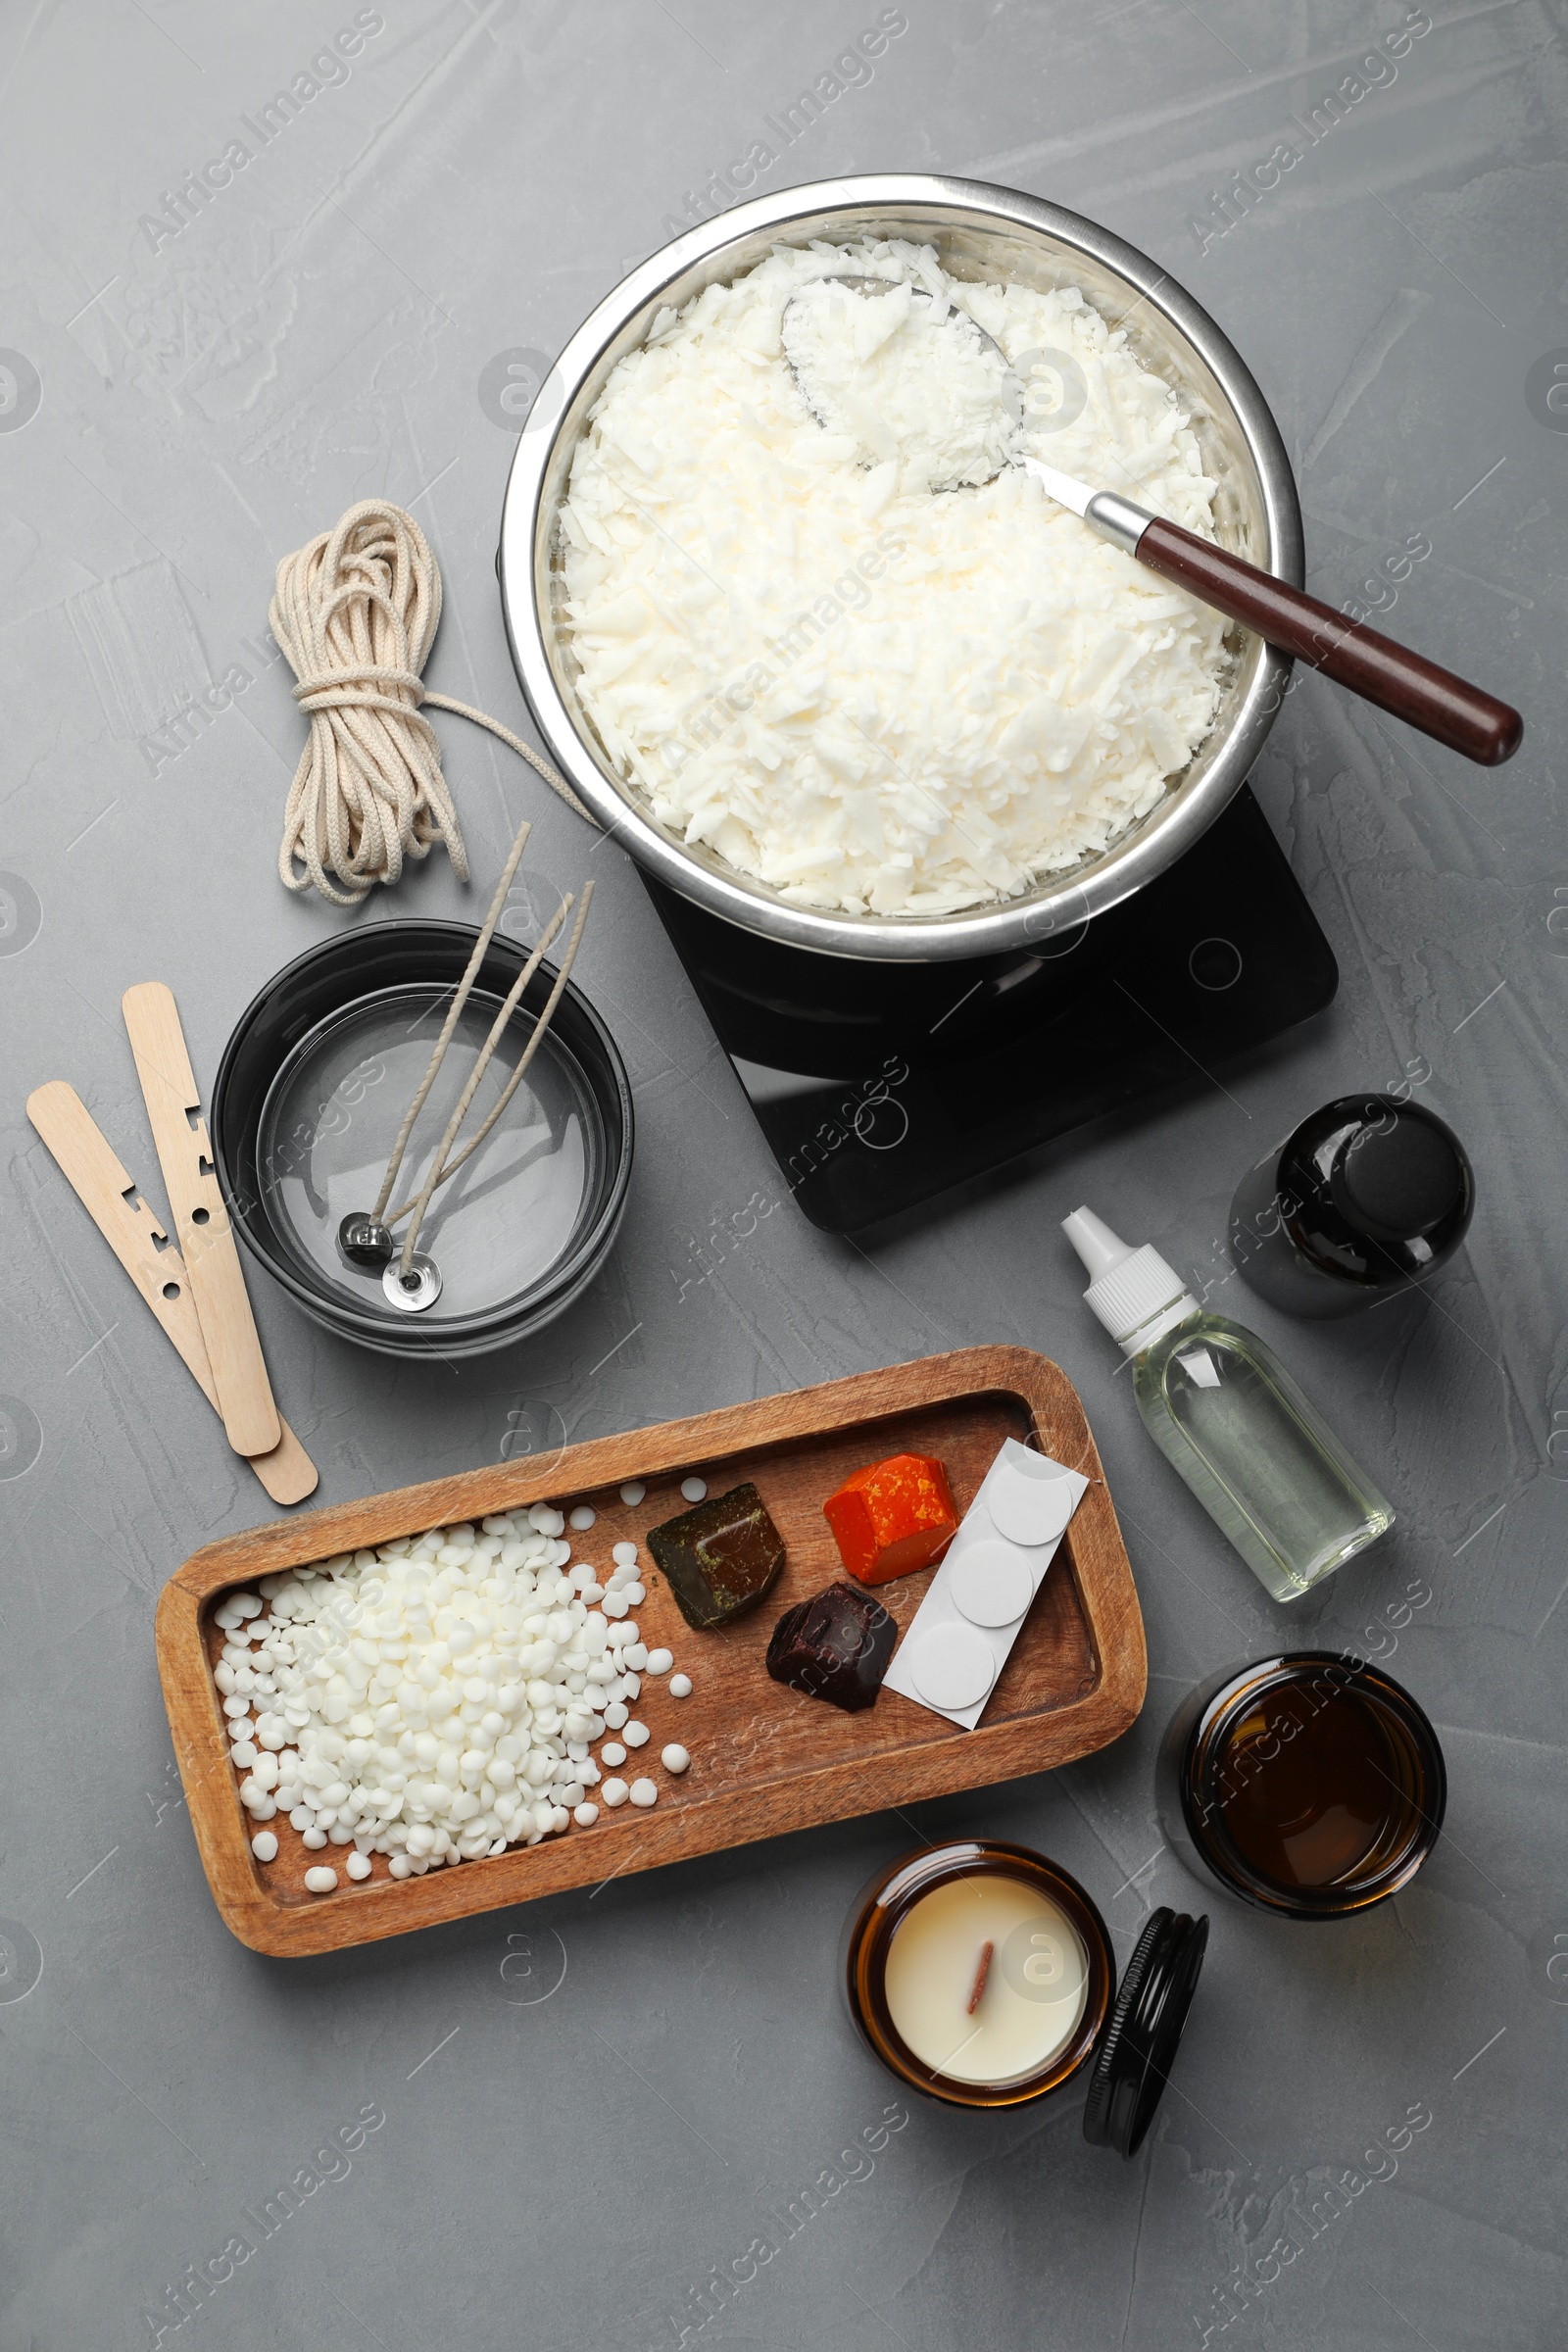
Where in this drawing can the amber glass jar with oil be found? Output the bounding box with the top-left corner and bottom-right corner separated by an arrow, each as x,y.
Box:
1157,1653 -> 1446,1919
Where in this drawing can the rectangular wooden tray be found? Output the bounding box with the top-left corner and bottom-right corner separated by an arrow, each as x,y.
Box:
157,1347 -> 1147,1956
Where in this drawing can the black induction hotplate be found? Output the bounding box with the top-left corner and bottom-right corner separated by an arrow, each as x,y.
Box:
644,786 -> 1337,1233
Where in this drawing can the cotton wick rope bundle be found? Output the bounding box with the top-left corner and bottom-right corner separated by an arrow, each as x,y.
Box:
271,499 -> 595,906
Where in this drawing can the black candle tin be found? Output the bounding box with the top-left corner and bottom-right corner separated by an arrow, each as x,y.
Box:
211,922 -> 633,1359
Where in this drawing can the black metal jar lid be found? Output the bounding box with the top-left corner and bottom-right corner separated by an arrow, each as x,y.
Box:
1082,1906 -> 1209,2156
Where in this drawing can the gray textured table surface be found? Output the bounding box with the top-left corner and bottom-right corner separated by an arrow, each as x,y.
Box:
2,4 -> 1563,2347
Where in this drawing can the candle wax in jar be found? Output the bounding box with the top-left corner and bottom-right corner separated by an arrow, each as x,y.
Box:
882,1875 -> 1089,2085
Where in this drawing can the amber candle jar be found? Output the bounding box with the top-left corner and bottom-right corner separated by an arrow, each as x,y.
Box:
843,1839 -> 1206,2154
1157,1653 -> 1446,1919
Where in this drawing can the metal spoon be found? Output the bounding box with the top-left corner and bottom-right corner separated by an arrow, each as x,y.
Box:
782,277 -> 1522,767
780,274 -> 1021,489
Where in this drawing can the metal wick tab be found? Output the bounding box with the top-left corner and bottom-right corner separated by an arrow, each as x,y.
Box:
382,1252 -> 443,1312
338,1213 -> 395,1269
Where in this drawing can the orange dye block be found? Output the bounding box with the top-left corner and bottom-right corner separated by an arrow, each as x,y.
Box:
822,1452 -> 959,1586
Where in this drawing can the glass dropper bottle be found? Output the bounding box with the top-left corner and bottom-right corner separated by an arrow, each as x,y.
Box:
1062,1207 -> 1395,1604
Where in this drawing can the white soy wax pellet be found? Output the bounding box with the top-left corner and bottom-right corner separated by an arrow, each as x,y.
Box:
602,1778 -> 629,1807
612,1541 -> 640,1568
573,1801 -> 600,1826
604,1701 -> 629,1730
304,1866 -> 338,1894
219,1504 -> 693,1867
623,1721 -> 650,1749
345,1851 -> 372,1882
669,1673 -> 692,1697
680,1477 -> 707,1502
251,1830 -> 279,1861
662,1744 -> 690,1775
629,1778 -> 658,1807
568,1505 -> 597,1531
623,1583 -> 646,1606
388,1854 -> 413,1878
601,1742 -> 627,1768
619,1482 -> 646,1505
645,1647 -> 673,1676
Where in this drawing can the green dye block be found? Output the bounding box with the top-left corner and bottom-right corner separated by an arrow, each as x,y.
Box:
646,1481 -> 787,1631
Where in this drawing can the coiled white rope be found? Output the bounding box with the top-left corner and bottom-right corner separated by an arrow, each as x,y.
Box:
271,499 -> 595,906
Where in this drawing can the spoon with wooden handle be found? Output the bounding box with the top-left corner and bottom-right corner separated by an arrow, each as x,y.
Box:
1022,457 -> 1521,768
781,276 -> 1521,768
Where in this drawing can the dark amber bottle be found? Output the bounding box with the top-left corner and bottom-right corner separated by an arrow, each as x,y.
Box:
1229,1094 -> 1473,1319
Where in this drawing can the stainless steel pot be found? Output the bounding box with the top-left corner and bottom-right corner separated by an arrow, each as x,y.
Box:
499,173 -> 1301,964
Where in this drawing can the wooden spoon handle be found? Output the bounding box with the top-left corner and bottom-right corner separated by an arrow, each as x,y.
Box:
1135,515 -> 1522,768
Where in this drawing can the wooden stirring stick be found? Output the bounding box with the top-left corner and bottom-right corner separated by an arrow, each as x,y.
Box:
121,983 -> 281,1459
26,1084 -> 317,1505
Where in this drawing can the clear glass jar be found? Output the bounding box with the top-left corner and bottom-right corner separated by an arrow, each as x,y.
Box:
1156,1653 -> 1446,1919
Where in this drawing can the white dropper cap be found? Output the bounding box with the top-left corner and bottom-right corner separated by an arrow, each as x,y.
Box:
1062,1205 -> 1199,1355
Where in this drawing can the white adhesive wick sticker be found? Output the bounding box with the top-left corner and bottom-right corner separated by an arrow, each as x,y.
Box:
949,1540 -> 1033,1629
909,1624 -> 998,1711
985,1451 -> 1082,1547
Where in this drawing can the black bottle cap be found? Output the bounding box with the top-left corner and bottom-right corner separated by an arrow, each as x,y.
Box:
1331,1111 -> 1466,1244
1081,1907 -> 1208,2156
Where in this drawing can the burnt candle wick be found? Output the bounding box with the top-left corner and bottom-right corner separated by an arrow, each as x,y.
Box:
966,1939 -> 995,2015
